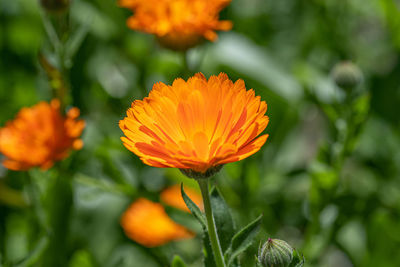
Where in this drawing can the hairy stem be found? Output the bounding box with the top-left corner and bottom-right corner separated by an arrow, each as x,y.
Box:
197,179 -> 226,267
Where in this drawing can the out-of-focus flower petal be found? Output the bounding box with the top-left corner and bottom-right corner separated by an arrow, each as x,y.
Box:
161,184 -> 203,212
121,198 -> 194,247
0,99 -> 85,171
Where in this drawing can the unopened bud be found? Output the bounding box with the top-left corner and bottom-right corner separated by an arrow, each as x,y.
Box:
258,238 -> 293,267
331,61 -> 363,90
40,0 -> 70,13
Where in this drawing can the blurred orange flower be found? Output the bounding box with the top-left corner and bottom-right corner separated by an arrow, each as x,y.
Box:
119,0 -> 232,50
161,184 -> 203,212
0,99 -> 85,171
121,198 -> 194,247
119,73 -> 269,177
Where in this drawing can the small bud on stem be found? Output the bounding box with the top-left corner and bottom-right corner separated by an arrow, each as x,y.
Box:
257,238 -> 294,267
331,61 -> 363,91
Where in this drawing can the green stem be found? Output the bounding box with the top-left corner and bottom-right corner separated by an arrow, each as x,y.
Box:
197,179 -> 226,267
40,9 -> 69,109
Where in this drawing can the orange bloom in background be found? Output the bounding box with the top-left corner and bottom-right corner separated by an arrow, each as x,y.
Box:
161,184 -> 203,212
120,73 -> 269,177
0,100 -> 85,171
121,198 -> 194,247
119,0 -> 232,50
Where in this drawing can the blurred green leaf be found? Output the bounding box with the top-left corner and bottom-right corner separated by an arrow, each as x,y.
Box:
380,0 -> 400,48
171,255 -> 187,267
5,213 -> 31,263
74,173 -> 134,196
65,24 -> 89,62
14,236 -> 49,267
337,220 -> 366,265
0,182 -> 27,208
40,174 -> 73,267
69,250 -> 94,267
105,244 -> 160,267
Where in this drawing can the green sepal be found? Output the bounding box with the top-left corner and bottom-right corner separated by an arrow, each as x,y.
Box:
288,250 -> 305,267
171,255 -> 187,267
210,187 -> 235,253
225,215 -> 263,266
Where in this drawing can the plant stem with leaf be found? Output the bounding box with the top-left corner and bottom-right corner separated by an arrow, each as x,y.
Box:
197,179 -> 226,267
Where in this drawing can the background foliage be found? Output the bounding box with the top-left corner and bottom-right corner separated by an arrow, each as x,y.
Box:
1,0 -> 400,266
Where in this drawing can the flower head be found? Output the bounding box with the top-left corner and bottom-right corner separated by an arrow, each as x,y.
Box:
0,100 -> 85,171
161,184 -> 203,212
119,0 -> 232,50
119,73 -> 269,177
121,198 -> 194,247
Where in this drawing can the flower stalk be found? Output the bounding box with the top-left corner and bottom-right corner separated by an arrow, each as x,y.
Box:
197,179 -> 226,267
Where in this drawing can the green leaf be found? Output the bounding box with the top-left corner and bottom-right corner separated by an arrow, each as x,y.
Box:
106,244 -> 159,267
226,215 -> 263,266
352,93 -> 370,132
69,250 -> 94,267
32,172 -> 73,267
14,236 -> 49,267
210,187 -> 235,253
180,183 -> 206,228
5,213 -> 31,263
171,255 -> 187,267
289,250 -> 305,267
65,24 -> 90,60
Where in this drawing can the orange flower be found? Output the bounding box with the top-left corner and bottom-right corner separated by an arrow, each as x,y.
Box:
119,73 -> 269,177
161,184 -> 203,212
119,0 -> 232,50
121,198 -> 194,247
0,100 -> 85,171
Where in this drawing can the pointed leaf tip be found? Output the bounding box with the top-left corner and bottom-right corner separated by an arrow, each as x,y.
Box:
171,255 -> 187,267
180,183 -> 206,228
227,214 -> 263,266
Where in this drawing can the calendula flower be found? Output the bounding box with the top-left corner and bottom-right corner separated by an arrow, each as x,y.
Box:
119,0 -> 232,50
121,198 -> 194,247
0,100 -> 85,171
119,73 -> 269,178
161,184 -> 203,212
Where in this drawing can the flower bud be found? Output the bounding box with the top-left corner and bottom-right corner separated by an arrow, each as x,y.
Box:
331,61 -> 363,90
40,0 -> 71,13
257,238 -> 293,267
